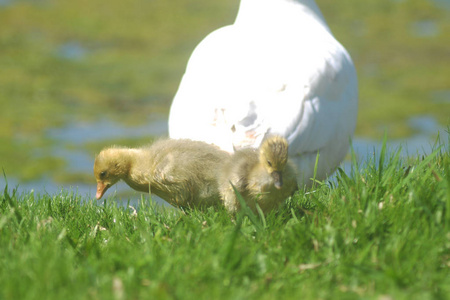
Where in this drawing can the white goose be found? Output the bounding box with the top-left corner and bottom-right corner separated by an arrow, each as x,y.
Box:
168,0 -> 358,186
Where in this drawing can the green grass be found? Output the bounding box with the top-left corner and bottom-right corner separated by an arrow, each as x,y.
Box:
1,140 -> 449,299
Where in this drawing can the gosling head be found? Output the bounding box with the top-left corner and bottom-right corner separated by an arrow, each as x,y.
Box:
259,136 -> 289,190
93,147 -> 130,200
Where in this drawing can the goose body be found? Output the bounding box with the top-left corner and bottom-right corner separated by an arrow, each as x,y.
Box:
94,139 -> 230,209
169,0 -> 358,186
219,136 -> 298,214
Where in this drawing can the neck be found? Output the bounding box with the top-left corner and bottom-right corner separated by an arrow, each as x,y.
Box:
119,148 -> 152,193
234,0 -> 330,32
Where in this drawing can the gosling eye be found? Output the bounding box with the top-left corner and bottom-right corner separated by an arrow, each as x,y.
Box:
100,171 -> 107,178
267,160 -> 272,167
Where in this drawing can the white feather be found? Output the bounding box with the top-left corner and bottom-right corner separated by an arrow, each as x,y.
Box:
168,0 -> 358,185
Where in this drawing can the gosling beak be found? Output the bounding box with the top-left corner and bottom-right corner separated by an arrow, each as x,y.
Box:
96,181 -> 110,200
271,171 -> 283,190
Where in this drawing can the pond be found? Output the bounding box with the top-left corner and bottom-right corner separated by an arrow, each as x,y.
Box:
0,0 -> 449,208
2,114 -> 447,208
3,117 -> 171,207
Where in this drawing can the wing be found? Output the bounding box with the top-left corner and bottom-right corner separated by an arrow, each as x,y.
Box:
170,25 -> 357,155
168,25 -> 238,152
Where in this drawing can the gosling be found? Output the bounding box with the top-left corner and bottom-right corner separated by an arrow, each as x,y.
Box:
219,135 -> 298,214
94,139 -> 230,209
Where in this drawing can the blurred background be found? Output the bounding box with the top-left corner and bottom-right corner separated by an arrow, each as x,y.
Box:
0,0 -> 449,202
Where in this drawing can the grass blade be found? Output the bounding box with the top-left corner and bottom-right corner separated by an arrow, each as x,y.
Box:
378,133 -> 388,182
231,183 -> 263,233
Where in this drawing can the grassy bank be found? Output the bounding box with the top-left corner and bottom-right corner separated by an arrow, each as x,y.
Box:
1,142 -> 449,299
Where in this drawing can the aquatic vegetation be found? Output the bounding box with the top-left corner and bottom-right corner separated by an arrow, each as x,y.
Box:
320,0 -> 450,137
0,0 -> 448,184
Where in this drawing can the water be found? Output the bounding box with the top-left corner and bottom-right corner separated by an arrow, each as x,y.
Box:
410,20 -> 440,38
56,42 -> 87,61
408,116 -> 442,135
2,114 -> 447,209
45,118 -> 168,175
433,0 -> 450,10
4,177 -> 155,208
345,133 -> 444,169
431,89 -> 450,104
0,0 -> 11,7
358,116 -> 445,157
2,117 -> 171,208
0,0 -> 448,207
47,118 -> 168,145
